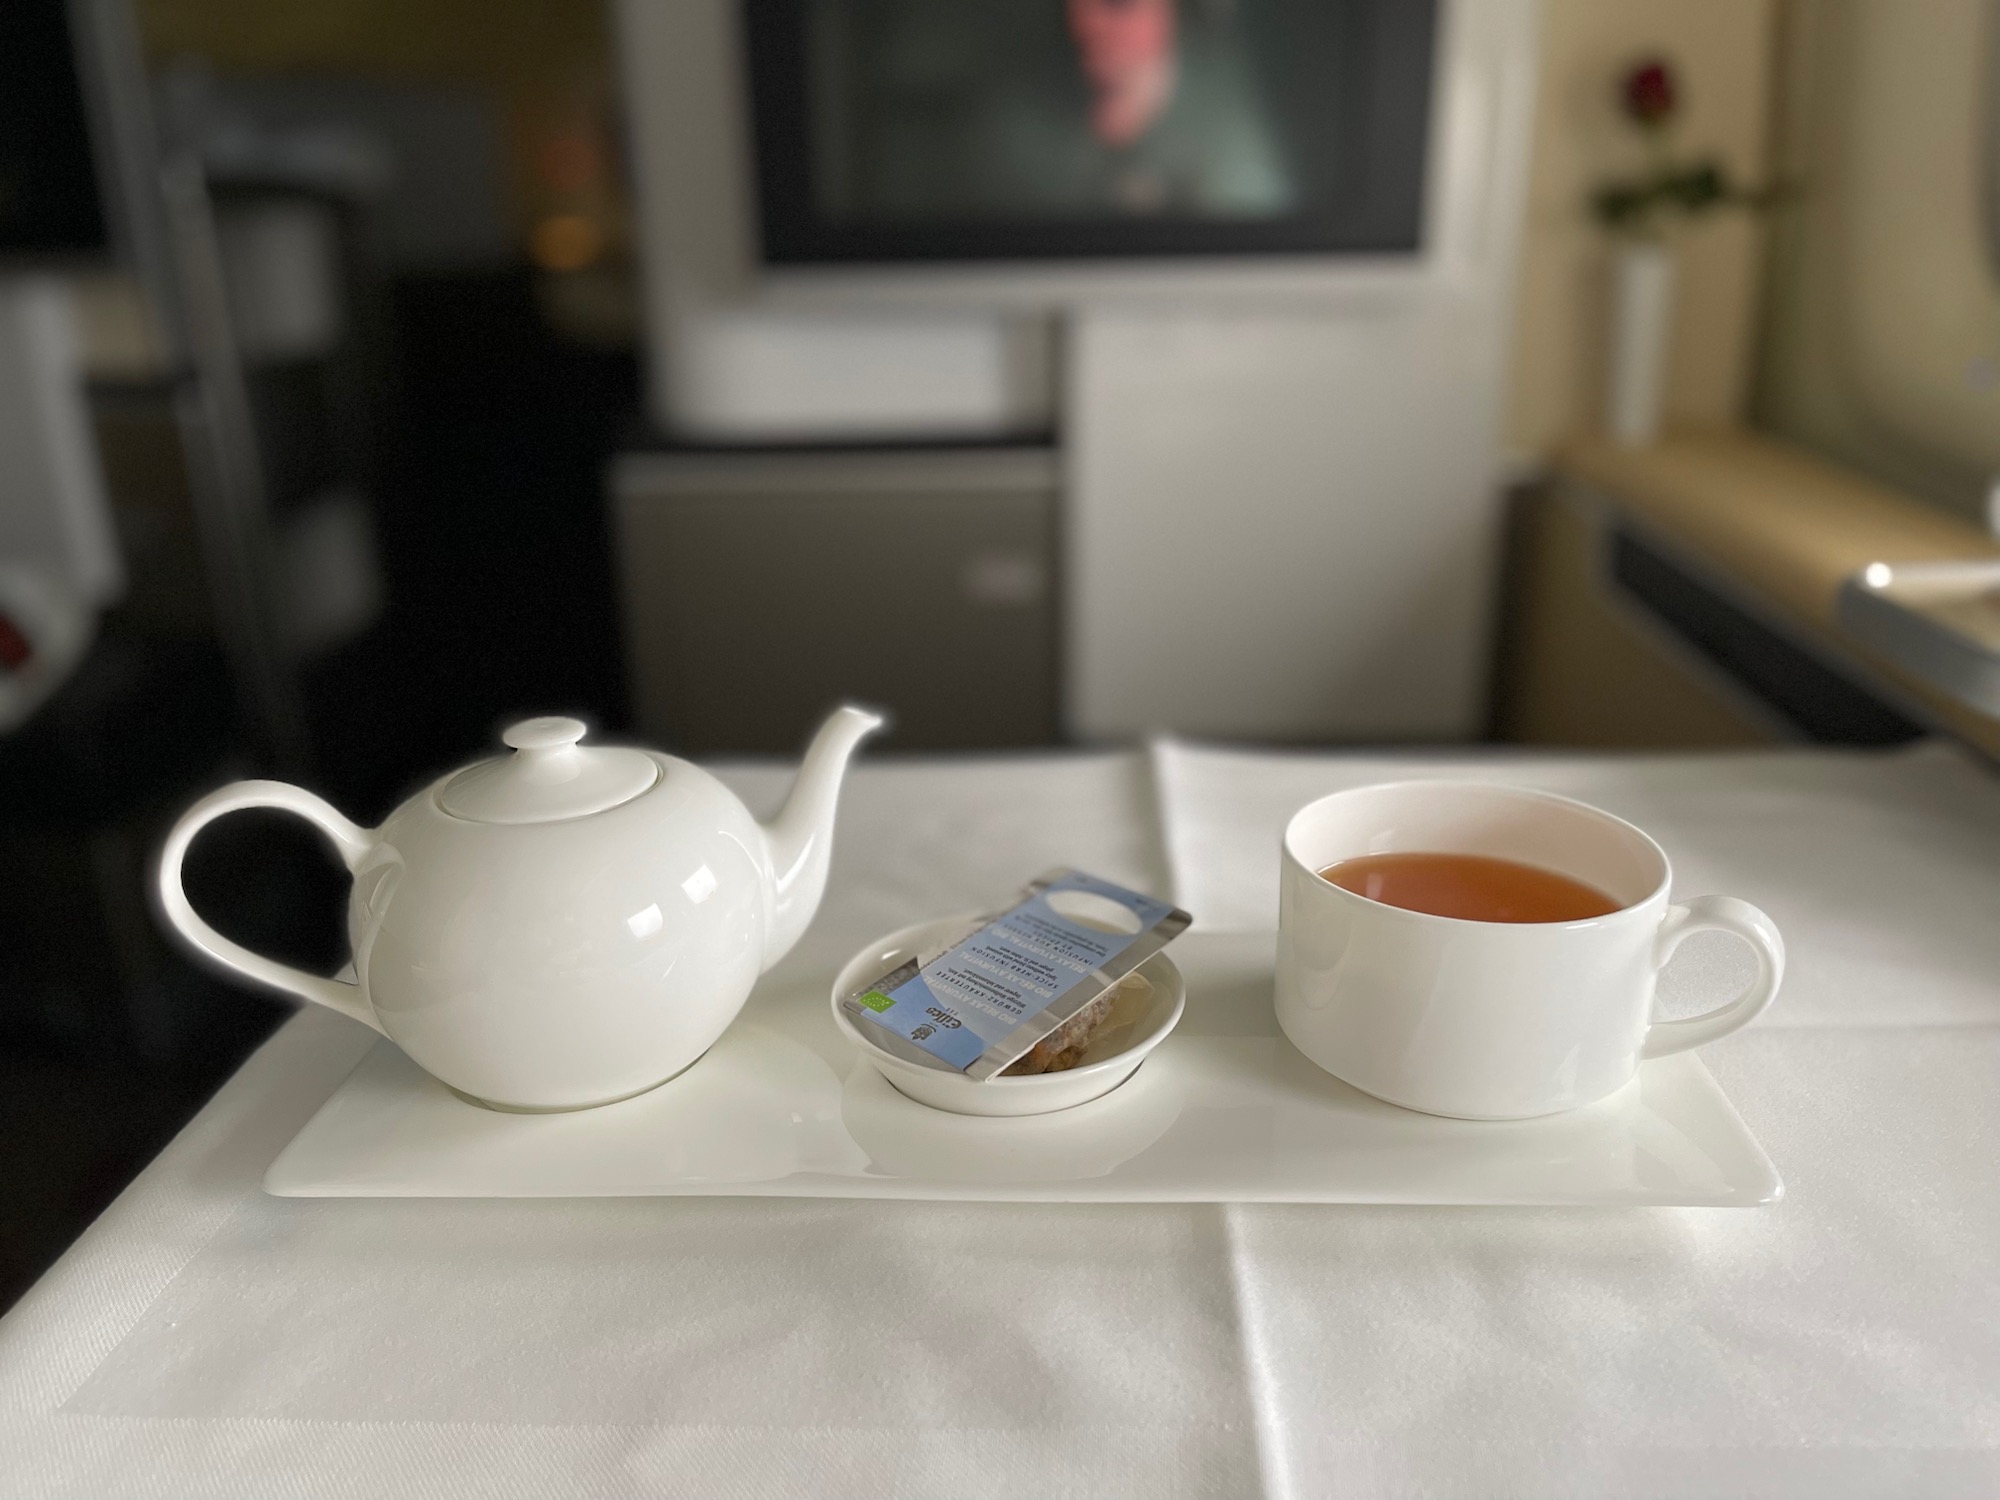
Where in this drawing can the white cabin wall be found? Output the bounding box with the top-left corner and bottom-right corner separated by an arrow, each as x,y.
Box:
618,0 -> 1548,742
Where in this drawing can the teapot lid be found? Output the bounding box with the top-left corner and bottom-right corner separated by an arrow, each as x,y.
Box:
438,717 -> 658,825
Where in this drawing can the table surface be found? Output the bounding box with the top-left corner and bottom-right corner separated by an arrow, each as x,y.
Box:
3,740 -> 1997,1499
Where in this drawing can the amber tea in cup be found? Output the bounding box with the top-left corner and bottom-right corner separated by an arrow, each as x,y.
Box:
1317,852 -> 1622,924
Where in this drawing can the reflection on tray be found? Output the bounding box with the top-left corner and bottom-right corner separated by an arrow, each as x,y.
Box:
840,1057 -> 1186,1185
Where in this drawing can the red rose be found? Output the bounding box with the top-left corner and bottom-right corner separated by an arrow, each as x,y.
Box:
1621,58 -> 1677,127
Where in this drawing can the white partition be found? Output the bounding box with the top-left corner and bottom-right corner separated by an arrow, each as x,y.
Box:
1065,0 -> 1539,741
617,0 -> 1539,741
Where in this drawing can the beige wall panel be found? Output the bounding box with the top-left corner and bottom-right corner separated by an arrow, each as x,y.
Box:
1756,0 -> 2000,518
1505,0 -> 1777,465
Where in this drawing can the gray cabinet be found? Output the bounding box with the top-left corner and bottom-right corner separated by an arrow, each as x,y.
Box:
613,448 -> 1059,754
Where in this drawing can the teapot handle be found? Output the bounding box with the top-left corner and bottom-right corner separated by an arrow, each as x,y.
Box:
156,780 -> 385,1034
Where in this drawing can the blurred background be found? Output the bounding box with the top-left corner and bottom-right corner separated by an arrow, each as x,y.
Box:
3,0 -> 1997,1310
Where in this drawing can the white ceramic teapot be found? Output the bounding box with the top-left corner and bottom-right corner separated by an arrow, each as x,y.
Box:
157,706 -> 882,1111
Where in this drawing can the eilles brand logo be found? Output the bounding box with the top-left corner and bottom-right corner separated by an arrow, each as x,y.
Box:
909,1005 -> 964,1043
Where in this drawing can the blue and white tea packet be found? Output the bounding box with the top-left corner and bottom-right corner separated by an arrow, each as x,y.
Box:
840,869 -> 1191,1079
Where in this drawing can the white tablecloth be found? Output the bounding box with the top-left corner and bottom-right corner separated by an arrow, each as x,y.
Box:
2,743 -> 1996,1498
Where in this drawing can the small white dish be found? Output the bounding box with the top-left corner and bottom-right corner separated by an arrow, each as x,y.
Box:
830,915 -> 1187,1117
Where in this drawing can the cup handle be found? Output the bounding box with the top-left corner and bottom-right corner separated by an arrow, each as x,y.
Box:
1642,895 -> 1785,1059
156,780 -> 385,1034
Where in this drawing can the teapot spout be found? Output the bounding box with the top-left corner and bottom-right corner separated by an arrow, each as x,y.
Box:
758,705 -> 885,971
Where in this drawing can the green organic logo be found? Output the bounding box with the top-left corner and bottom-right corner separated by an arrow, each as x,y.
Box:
857,991 -> 896,1013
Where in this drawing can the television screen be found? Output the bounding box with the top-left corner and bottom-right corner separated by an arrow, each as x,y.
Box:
0,0 -> 108,261
745,0 -> 1436,264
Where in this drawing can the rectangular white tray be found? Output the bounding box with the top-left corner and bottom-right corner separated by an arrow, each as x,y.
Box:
265,933 -> 1782,1207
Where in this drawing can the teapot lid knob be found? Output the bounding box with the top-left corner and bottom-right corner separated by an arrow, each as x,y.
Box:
502,716 -> 587,753
438,716 -> 659,824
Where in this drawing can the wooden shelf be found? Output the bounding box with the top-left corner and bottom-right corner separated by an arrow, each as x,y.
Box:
1556,430 -> 2000,758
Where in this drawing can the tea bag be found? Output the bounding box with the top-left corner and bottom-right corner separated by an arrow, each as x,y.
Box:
841,869 -> 1190,1080
1001,970 -> 1154,1075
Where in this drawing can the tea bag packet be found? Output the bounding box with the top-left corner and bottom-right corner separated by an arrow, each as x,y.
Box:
841,869 -> 1190,1079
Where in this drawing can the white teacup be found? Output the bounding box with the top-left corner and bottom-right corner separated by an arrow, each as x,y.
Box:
1274,781 -> 1784,1120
